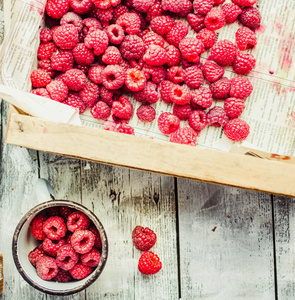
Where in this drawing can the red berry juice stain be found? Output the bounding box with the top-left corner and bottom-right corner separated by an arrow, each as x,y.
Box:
279,33 -> 294,70
43,127 -> 47,133
256,24 -> 266,34
269,70 -> 274,74
271,82 -> 281,94
290,112 -> 295,122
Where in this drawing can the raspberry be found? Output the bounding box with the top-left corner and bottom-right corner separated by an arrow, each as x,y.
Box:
32,88 -> 51,98
88,225 -> 102,248
64,92 -> 86,114
43,238 -> 66,257
56,244 -> 79,270
210,77 -> 231,99
116,13 -> 141,35
179,37 -> 204,63
81,248 -> 101,267
189,110 -> 207,131
38,59 -> 56,78
60,206 -> 75,219
133,0 -> 155,12
165,22 -> 188,47
162,0 -> 184,13
136,105 -> 156,122
46,80 -> 68,102
146,0 -> 163,22
40,28 -> 53,43
207,106 -> 228,127
178,0 -> 193,17
158,112 -> 180,134
92,0 -> 112,9
233,51 -> 256,75
170,127 -> 199,146
71,230 -> 95,254
78,82 -> 100,107
69,262 -> 93,280
46,0 -> 69,19
132,226 -> 157,251
193,0 -> 214,15
150,16 -> 174,36
214,0 -> 225,4
239,7 -> 261,30
67,211 -> 90,232
159,80 -> 174,104
165,45 -> 181,67
36,256 -> 59,280
105,24 -> 125,45
43,216 -> 67,240
232,0 -> 256,7
88,65 -> 105,84
53,24 -> 79,50
138,251 -> 162,275
61,12 -> 83,31
82,18 -> 102,36
202,60 -> 224,82
130,9 -> 148,32
69,0 -> 92,15
30,69 -> 51,88
230,76 -> 253,99
143,64 -> 166,84
196,28 -> 217,49
37,42 -> 57,60
222,3 -> 242,24
101,65 -> 126,90
116,123 -> 135,135
142,32 -> 164,50
224,97 -> 245,118
187,13 -> 205,33
224,118 -> 250,141
134,81 -> 159,104
143,45 -> 167,67
112,96 -> 134,119
120,35 -> 145,60
236,27 -> 257,51
28,245 -> 46,266
51,49 -> 74,72
125,68 -> 146,92
63,68 -> 87,92
211,40 -> 237,66
53,269 -> 72,282
183,65 -> 203,89
112,4 -> 129,23
94,7 -> 114,24
91,101 -> 111,119
173,104 -> 192,120
167,66 -> 184,84
100,86 -> 118,106
170,84 -> 191,105
72,43 -> 95,66
46,207 -> 60,216
85,29 -> 109,56
191,87 -> 213,108
101,46 -> 121,65
204,9 -> 226,31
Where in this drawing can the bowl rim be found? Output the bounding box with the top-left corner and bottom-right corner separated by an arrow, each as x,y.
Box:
12,200 -> 108,296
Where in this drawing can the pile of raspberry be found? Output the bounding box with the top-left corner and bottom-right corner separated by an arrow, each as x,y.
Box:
28,206 -> 103,282
30,0 -> 261,145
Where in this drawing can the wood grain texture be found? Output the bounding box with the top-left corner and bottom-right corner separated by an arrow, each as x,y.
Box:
273,195 -> 295,299
80,162 -> 179,299
177,179 -> 275,300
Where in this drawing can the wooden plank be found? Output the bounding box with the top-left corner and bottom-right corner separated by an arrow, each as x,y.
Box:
5,111 -> 295,198
0,253 -> 3,295
177,178 -> 275,299
80,162 -> 179,299
273,195 -> 295,299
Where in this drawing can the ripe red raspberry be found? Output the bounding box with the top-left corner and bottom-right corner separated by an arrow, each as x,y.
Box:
72,43 -> 95,66
142,32 -> 165,50
214,0 -> 225,4
81,248 -> 101,267
105,24 -> 125,45
138,251 -> 162,275
60,11 -> 83,31
101,65 -> 126,90
165,22 -> 188,47
150,16 -> 174,36
82,18 -> 102,36
133,0 -> 155,12
88,226 -> 102,248
207,106 -> 228,127
224,97 -> 245,118
236,27 -> 257,51
162,0 -> 183,13
38,59 -> 56,78
88,65 -> 104,84
143,45 -> 167,66
224,118 -> 250,141
211,40 -> 237,66
60,206 -> 75,219
189,110 -> 207,131
112,96 -> 133,119
30,69 -> 51,88
173,104 -> 192,120
183,65 -> 203,89
191,87 -> 213,108
204,9 -> 225,31
193,0 -> 214,15
167,66 -> 184,84
132,226 -> 157,251
91,101 -> 111,119
94,6 -> 114,24
159,80 -> 174,104
32,88 -> 51,98
36,256 -> 59,280
136,105 -> 156,122
69,262 -> 93,280
165,45 -> 181,67
37,42 -> 57,60
170,84 -> 191,105
230,76 -> 253,99
179,37 -> 204,63
53,24 -> 79,50
116,123 -> 135,135
100,86 -> 118,106
112,4 -> 129,22
51,49 -> 74,72
56,244 -> 79,271
158,112 -> 180,134
202,60 -> 224,82
46,0 -> 69,19
63,69 -> 87,92
43,216 -> 67,240
222,3 -> 242,24
64,92 -> 86,114
210,77 -> 231,99
71,230 -> 95,254
120,35 -> 145,60
40,28 -> 53,43
170,127 -> 199,146
232,0 -> 256,7
177,0 -> 193,17
233,51 -> 256,75
47,80 -> 69,102
67,211 -> 90,232
78,82 -> 99,108
143,64 -> 166,84
69,0 -> 92,15
146,0 -> 163,22
28,245 -> 46,266
187,13 -> 205,33
42,238 -> 66,257
92,0 -> 119,9
101,46 -> 121,65
239,7 -> 261,30
196,28 -> 217,49
53,269 -> 72,282
125,68 -> 146,92
135,81 -> 159,104
116,13 -> 141,35
84,29 -> 109,56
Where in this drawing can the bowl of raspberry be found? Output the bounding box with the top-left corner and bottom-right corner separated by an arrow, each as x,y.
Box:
12,179 -> 108,295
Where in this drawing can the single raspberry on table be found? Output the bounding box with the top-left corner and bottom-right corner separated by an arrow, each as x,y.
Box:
193,0 -> 214,15
233,51 -> 256,75
183,65 -> 203,89
204,9 -> 226,31
43,216 -> 67,240
136,105 -> 156,122
159,80 -> 174,104
82,18 -> 102,36
84,29 -> 109,56
56,244 -> 79,271
30,69 -> 51,88
150,16 -> 174,36
230,76 -> 253,99
179,37 -> 205,63
81,248 -> 101,267
211,40 -> 237,66
170,84 -> 191,105
91,101 -> 111,119
222,3 -> 242,24
165,45 -> 181,67
32,88 -> 51,98
207,106 -> 229,127
116,13 -> 141,35
101,65 -> 126,90
42,238 -> 66,257
143,64 -> 166,84
28,245 -> 46,266
224,97 -> 245,118
236,27 -> 257,51
196,28 -> 217,49
165,22 -> 188,47
134,81 -> 159,104
210,77 -> 231,100
125,68 -> 146,92
88,225 -> 102,248
69,0 -> 92,15
189,110 -> 207,131
78,82 -> 100,108
67,211 -> 90,232
191,87 -> 213,109
138,251 -> 162,275
158,112 -> 180,135
116,123 -> 135,135
69,262 -> 93,280
239,7 -> 261,30
202,60 -> 224,83
63,69 -> 87,92
167,66 -> 184,84
60,11 -> 83,31
105,24 -> 125,45
40,28 -> 53,43
187,13 -> 205,33
88,65 -> 105,84
46,0 -> 69,19
51,49 -> 74,72
120,35 -> 145,60
47,80 -> 69,102
71,230 -> 95,254
37,43 -> 57,60
232,0 -> 256,7
224,118 -> 250,141
173,104 -> 192,120
143,45 -> 167,67
72,43 -> 95,66
112,96 -> 134,119
53,269 -> 72,283
170,127 -> 199,146
53,24 -> 79,50
36,256 -> 59,281
132,226 -> 157,251
146,0 -> 163,22
162,0 -> 183,13
142,32 -> 165,50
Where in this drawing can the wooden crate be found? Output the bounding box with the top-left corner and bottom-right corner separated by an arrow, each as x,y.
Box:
5,105 -> 295,197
